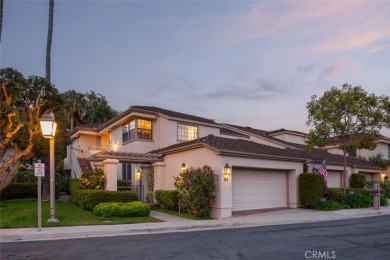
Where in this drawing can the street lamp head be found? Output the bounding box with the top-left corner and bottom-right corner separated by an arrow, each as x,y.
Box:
40,112 -> 57,138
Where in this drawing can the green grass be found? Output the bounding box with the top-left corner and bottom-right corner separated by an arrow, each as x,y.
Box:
154,208 -> 212,220
0,199 -> 162,229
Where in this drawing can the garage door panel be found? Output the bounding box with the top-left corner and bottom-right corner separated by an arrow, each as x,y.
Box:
232,169 -> 288,211
327,171 -> 342,188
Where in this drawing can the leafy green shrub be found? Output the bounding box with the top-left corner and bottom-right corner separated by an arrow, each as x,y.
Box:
347,188 -> 369,196
349,173 -> 366,188
323,188 -> 345,202
1,183 -> 60,200
366,180 -> 380,188
380,196 -> 388,206
146,172 -> 154,203
72,189 -> 139,211
0,183 -> 37,200
80,168 -> 104,190
344,192 -> 372,208
70,179 -> 82,194
380,182 -> 390,199
155,190 -> 179,210
14,169 -> 36,183
70,178 -> 139,210
174,165 -> 216,217
314,200 -> 345,211
299,173 -> 325,208
117,179 -> 131,187
93,201 -> 151,218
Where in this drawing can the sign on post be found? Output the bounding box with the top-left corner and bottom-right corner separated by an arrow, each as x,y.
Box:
35,161 -> 45,232
34,163 -> 45,177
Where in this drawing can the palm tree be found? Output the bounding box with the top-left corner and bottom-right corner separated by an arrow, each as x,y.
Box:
62,90 -> 88,131
43,0 -> 54,200
0,0 -> 4,43
45,0 -> 54,82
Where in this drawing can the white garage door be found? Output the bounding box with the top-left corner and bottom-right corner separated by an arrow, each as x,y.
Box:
232,168 -> 288,211
327,171 -> 342,188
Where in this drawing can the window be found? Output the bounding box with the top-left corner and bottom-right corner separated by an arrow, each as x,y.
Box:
122,119 -> 152,143
137,119 -> 152,140
122,163 -> 131,181
109,131 -> 112,143
129,120 -> 136,140
178,124 -> 198,141
122,124 -> 129,143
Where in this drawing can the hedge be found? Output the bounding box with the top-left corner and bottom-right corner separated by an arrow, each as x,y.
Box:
93,201 -> 151,218
380,182 -> 390,199
0,183 -> 60,201
155,190 -> 179,210
349,173 -> 366,188
344,192 -> 372,208
299,173 -> 325,208
323,188 -> 346,202
70,179 -> 139,211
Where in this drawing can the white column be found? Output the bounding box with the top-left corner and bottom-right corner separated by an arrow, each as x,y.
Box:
103,159 -> 119,191
211,165 -> 232,219
152,162 -> 166,191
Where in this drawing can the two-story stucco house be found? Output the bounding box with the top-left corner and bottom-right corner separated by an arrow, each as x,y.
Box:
64,106 -> 385,219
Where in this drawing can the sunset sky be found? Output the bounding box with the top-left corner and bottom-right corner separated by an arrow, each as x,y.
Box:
2,0 -> 390,135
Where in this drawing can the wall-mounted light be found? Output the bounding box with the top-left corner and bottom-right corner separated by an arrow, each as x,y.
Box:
381,172 -> 386,181
112,141 -> 118,152
136,169 -> 142,177
181,163 -> 186,172
224,163 -> 231,182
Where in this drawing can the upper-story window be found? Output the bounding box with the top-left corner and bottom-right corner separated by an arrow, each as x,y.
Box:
178,123 -> 198,141
137,119 -> 152,140
123,125 -> 129,143
123,119 -> 152,143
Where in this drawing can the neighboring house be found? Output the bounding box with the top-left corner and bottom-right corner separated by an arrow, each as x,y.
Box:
323,135 -> 390,180
64,106 -> 385,218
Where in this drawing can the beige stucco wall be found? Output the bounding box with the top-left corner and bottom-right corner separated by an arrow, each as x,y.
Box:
248,135 -> 287,149
155,146 -> 305,219
222,156 -> 303,210
271,133 -> 306,144
107,116 -> 222,154
358,143 -> 389,160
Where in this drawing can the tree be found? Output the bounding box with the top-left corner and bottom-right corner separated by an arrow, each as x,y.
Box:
0,68 -> 62,191
307,83 -> 390,193
0,0 -> 4,43
62,90 -> 88,131
45,0 -> 54,82
84,91 -> 118,124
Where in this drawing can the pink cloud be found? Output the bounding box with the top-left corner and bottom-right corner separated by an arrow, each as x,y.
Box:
318,62 -> 344,80
226,1 -> 390,55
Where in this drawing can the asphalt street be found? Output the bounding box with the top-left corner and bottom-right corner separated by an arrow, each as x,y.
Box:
1,215 -> 390,260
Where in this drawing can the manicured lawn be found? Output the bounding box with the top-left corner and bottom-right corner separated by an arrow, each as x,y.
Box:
0,199 -> 162,229
154,208 -> 212,220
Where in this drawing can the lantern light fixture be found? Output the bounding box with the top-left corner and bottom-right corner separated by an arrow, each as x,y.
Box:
39,112 -> 57,138
224,163 -> 231,182
181,163 -> 186,172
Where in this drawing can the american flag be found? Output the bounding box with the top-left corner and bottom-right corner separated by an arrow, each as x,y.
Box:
316,160 -> 328,183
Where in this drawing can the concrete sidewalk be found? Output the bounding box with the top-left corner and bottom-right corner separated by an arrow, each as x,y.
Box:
1,205 -> 390,243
